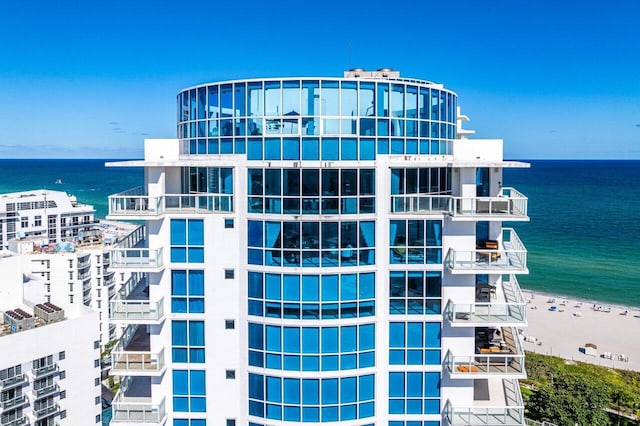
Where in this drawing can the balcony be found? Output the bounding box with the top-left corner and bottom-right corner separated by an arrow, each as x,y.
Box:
446,378 -> 525,425
110,248 -> 164,272
30,363 -> 58,379
446,229 -> 528,274
33,383 -> 59,399
111,377 -> 166,424
445,276 -> 527,326
31,403 -> 59,420
390,194 -> 451,214
446,327 -> 525,379
111,325 -> 165,376
0,416 -> 28,426
108,187 -> 233,220
451,188 -> 528,221
0,374 -> 26,389
110,274 -> 164,324
0,394 -> 27,410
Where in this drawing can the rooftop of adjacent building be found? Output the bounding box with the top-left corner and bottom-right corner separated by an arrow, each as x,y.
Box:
0,188 -> 95,213
7,219 -> 142,254
0,302 -> 67,338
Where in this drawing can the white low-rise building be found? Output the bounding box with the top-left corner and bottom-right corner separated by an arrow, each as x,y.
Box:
0,251 -> 103,426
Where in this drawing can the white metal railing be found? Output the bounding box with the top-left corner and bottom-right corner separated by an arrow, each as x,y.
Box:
110,298 -> 165,322
110,247 -> 164,269
445,276 -> 526,324
451,187 -> 528,219
108,187 -> 234,217
111,347 -> 165,374
446,229 -> 527,272
390,194 -> 451,213
118,273 -> 145,300
446,379 -> 525,425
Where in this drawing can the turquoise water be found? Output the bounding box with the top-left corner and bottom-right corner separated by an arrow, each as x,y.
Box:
1,159 -> 638,307
102,407 -> 112,426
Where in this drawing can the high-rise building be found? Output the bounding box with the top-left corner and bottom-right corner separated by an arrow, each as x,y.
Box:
106,70 -> 529,426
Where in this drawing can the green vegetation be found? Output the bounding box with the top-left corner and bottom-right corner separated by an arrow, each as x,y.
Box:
522,352 -> 640,425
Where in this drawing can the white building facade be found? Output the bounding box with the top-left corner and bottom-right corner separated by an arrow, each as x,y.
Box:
106,70 -> 529,426
0,190 -> 97,248
0,251 -> 103,426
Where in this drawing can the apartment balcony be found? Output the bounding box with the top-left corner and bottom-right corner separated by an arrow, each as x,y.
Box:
446,229 -> 528,274
451,188 -> 528,221
445,378 -> 525,425
445,276 -> 527,327
0,394 -> 27,410
390,194 -> 451,214
31,403 -> 59,421
110,248 -> 164,272
110,274 -> 163,324
30,363 -> 58,379
33,383 -> 59,399
445,327 -> 525,379
0,374 -> 26,390
0,416 -> 28,426
111,325 -> 165,376
111,377 -> 166,424
108,187 -> 233,220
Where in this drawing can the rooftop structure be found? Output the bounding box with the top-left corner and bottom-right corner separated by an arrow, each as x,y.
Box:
0,189 -> 97,249
106,70 -> 529,426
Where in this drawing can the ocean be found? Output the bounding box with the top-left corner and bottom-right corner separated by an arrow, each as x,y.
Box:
1,159 -> 638,308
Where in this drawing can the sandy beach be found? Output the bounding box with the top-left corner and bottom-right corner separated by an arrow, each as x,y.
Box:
520,290 -> 640,371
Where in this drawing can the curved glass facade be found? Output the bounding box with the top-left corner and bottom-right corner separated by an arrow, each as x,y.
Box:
177,78 -> 457,157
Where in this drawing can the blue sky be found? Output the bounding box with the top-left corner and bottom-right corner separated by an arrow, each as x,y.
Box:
0,0 -> 638,159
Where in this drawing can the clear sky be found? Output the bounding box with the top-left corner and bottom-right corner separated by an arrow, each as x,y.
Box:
0,0 -> 638,159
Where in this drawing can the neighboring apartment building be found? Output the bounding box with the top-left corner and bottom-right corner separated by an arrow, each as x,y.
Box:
106,70 -> 529,426
7,222 -> 143,346
0,190 -> 97,248
0,250 -> 102,426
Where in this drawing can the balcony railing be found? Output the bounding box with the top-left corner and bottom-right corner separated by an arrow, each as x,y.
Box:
446,229 -> 527,273
390,194 -> 451,214
31,364 -> 58,378
110,298 -> 165,323
108,187 -> 234,218
33,383 -> 59,399
111,393 -> 166,424
446,379 -> 525,425
110,325 -> 165,375
0,394 -> 27,409
0,374 -> 26,389
0,416 -> 28,426
110,248 -> 164,270
32,403 -> 59,420
445,276 -> 526,326
451,188 -> 528,220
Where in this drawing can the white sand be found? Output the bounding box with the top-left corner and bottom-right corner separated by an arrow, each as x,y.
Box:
520,291 -> 640,371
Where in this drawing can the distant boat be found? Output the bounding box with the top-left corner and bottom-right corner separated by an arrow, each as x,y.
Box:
55,179 -> 62,184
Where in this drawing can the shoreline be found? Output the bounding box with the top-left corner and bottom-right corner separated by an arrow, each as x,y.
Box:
520,289 -> 640,371
521,287 -> 640,313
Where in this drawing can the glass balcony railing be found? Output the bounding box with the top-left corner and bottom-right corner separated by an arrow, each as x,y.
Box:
390,194 -> 451,213
110,298 -> 165,323
0,416 -> 28,426
33,384 -> 59,399
445,379 -> 525,425
451,188 -> 528,220
446,229 -> 527,273
110,248 -> 164,270
445,276 -> 526,326
111,393 -> 166,424
108,187 -> 234,218
0,394 -> 27,409
0,374 -> 26,389
445,328 -> 525,378
32,403 -> 59,420
31,364 -> 58,378
111,325 -> 165,375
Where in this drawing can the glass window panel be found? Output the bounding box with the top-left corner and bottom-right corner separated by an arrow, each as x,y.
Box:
171,219 -> 187,245
376,83 -> 389,116
207,86 -> 219,119
234,83 -> 245,116
341,81 -> 358,117
359,273 -> 375,299
321,137 -> 339,160
359,82 -> 375,116
302,137 -> 319,160
220,84 -> 232,118
265,81 -> 281,115
302,275 -> 319,301
340,326 -> 357,352
173,370 -> 188,395
247,82 -> 263,116
282,81 -> 300,115
321,274 -> 338,301
341,137 -> 357,160
283,138 -> 300,160
424,372 -> 440,397
407,322 -> 423,348
360,138 -> 375,160
265,273 -> 281,299
321,81 -> 339,115
266,325 -> 281,352
283,275 -> 300,301
340,274 -> 357,300
322,327 -> 338,353
389,322 -> 405,347
391,84 -> 404,117
284,378 -> 300,404
302,379 -> 319,404
266,376 -> 282,403
188,219 -> 204,245
302,327 -> 319,353
302,169 -> 319,196
302,80 -> 320,116
265,137 -> 281,160
322,378 -> 338,404
425,323 -> 441,347
340,377 -> 357,403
